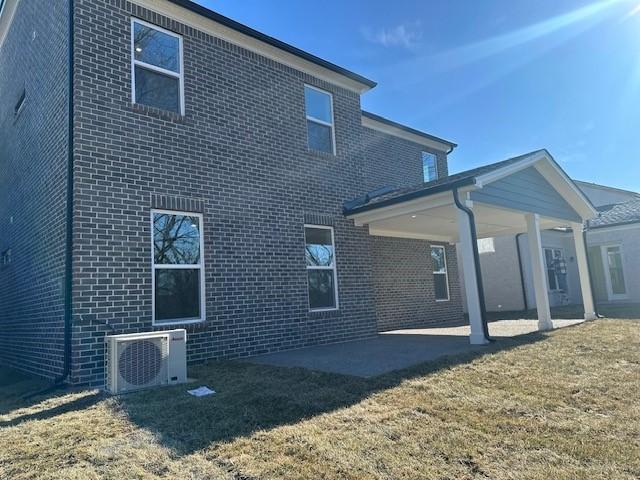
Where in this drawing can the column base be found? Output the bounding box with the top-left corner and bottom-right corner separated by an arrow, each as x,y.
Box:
469,334 -> 490,345
537,319 -> 554,331
584,312 -> 597,321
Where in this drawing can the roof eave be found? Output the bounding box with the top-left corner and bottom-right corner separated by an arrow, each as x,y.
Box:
344,177 -> 476,216
163,0 -> 377,92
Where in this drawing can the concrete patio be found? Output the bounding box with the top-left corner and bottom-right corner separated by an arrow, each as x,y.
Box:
246,319 -> 584,377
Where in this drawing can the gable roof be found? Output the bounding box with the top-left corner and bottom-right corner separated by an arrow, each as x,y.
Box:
344,151 -> 542,213
589,198 -> 640,229
161,0 -> 376,91
344,149 -> 597,221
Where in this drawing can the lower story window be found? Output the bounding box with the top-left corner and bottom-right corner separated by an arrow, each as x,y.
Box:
431,245 -> 450,301
152,209 -> 205,324
305,225 -> 339,311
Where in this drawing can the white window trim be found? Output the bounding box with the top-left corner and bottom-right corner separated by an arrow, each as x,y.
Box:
431,245 -> 450,302
304,84 -> 336,155
543,247 -> 567,293
304,224 -> 339,312
151,209 -> 205,326
131,18 -> 185,116
600,243 -> 628,301
422,151 -> 438,182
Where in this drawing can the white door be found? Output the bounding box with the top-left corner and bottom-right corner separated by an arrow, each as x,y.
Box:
601,245 -> 627,301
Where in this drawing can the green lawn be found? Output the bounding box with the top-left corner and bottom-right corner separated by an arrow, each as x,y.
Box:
1,319 -> 639,479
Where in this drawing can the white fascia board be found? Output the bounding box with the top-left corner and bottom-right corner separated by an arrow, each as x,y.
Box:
474,151 -> 547,188
361,115 -> 452,152
131,0 -> 372,94
347,190 -> 463,226
0,0 -> 19,49
474,150 -> 598,221
588,222 -> 640,234
533,158 -> 598,220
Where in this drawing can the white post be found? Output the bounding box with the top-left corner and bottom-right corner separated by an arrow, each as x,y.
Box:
571,222 -> 597,321
457,207 -> 489,345
526,213 -> 553,331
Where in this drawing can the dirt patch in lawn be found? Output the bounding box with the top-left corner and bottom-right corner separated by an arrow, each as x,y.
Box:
1,319 -> 639,479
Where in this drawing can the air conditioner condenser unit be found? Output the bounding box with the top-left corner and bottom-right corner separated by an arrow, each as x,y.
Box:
105,329 -> 187,394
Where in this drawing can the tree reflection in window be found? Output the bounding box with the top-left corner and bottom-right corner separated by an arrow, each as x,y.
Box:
153,213 -> 201,265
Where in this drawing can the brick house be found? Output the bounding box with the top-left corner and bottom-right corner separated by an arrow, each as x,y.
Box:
0,0 -> 599,386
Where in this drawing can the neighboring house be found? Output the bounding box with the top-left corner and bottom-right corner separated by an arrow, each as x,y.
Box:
0,0 -> 598,386
459,182 -> 640,313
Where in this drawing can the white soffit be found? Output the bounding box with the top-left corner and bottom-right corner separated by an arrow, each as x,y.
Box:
361,115 -> 452,152
130,0 -> 373,94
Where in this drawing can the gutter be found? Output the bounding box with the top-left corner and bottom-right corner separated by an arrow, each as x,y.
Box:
452,188 -> 492,342
515,233 -> 528,312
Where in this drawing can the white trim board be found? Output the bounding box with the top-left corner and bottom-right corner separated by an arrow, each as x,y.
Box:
361,114 -> 453,152
130,0 -> 373,93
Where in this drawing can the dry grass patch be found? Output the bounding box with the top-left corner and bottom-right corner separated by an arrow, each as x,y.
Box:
1,319 -> 639,479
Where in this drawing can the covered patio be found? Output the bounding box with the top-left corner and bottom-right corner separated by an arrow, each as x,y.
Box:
345,149 -> 599,345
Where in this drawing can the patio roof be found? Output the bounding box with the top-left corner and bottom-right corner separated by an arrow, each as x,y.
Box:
345,150 -> 595,217
345,149 -> 599,344
344,150 -> 597,243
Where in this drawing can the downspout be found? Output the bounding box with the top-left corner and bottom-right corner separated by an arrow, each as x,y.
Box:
582,219 -> 600,318
515,233 -> 528,312
52,0 -> 74,386
452,188 -> 492,342
61,0 -> 74,383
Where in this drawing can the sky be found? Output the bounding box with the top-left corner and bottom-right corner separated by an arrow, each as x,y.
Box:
196,0 -> 640,192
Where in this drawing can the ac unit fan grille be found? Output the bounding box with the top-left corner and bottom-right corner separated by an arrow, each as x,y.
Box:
118,339 -> 165,387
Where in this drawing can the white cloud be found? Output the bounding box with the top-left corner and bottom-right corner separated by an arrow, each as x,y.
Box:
362,22 -> 422,49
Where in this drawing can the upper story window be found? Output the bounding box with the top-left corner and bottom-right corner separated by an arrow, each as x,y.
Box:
132,19 -> 184,115
304,85 -> 335,155
152,210 -> 205,325
422,151 -> 438,182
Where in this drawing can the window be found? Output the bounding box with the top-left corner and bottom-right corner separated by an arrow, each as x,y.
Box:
132,19 -> 184,114
152,210 -> 205,324
431,245 -> 449,301
304,85 -> 335,154
544,248 -> 567,292
422,152 -> 438,182
603,245 -> 627,298
1,248 -> 11,268
304,225 -> 338,310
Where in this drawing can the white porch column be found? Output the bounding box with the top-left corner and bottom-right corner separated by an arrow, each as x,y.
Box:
571,222 -> 597,321
457,207 -> 489,345
525,213 -> 553,331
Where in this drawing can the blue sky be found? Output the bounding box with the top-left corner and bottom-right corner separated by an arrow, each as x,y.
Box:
196,0 -> 639,192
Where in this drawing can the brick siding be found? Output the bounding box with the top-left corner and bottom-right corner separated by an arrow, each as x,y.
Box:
0,0 -> 70,379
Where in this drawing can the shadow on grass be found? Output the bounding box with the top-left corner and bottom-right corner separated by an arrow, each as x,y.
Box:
113,331 -> 550,456
0,330 -> 560,457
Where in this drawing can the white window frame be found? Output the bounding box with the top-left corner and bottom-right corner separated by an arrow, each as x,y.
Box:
304,224 -> 339,312
131,18 -> 185,116
600,243 -> 628,300
304,84 -> 336,155
431,245 -> 450,302
151,209 -> 205,326
422,151 -> 438,182
543,247 -> 566,293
